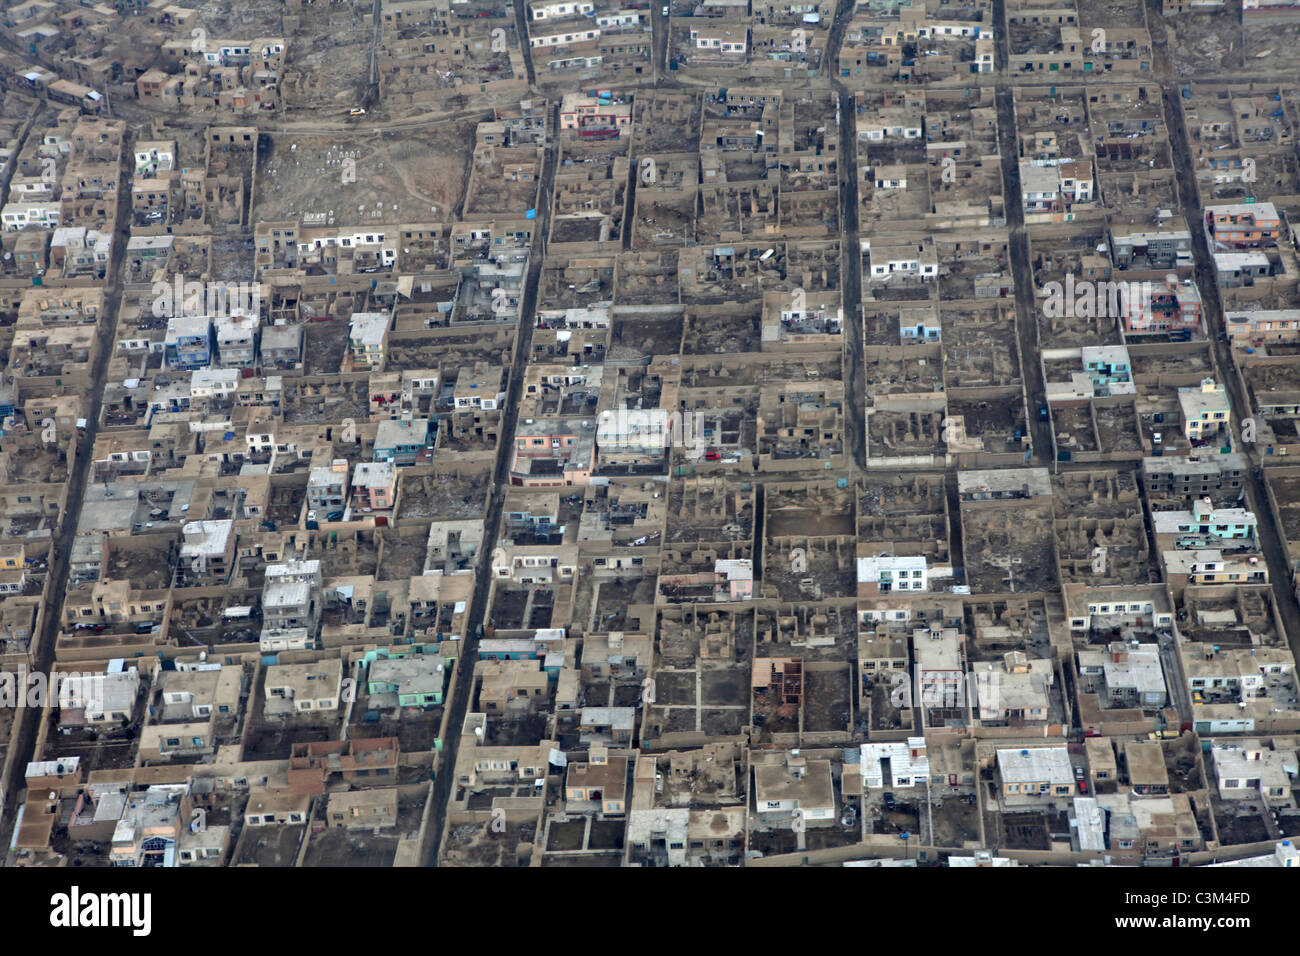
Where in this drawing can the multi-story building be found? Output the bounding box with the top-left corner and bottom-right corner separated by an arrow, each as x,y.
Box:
348,312 -> 390,370
1142,454 -> 1247,500
1205,202 -> 1280,248
164,316 -> 212,370
307,460 -> 350,514
1177,379 -> 1231,443
351,462 -> 398,512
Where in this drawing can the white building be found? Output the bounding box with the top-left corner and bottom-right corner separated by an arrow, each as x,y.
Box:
1211,740 -> 1298,805
860,738 -> 930,790
1,200 -> 60,231
596,408 -> 669,453
134,140 -> 176,177
862,239 -> 938,281
59,666 -> 140,724
1209,840 -> 1299,867
530,0 -> 595,18
858,555 -> 929,593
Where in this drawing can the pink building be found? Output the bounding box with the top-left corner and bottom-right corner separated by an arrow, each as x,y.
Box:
351,461 -> 397,512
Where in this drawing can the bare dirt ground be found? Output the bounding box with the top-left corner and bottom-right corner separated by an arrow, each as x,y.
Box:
255,121 -> 477,223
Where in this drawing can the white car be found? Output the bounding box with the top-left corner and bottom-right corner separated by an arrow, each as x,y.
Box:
662,5 -> 669,14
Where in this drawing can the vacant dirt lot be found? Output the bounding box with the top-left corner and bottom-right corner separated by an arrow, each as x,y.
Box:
256,121 -> 477,223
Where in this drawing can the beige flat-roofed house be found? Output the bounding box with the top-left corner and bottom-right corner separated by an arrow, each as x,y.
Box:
328,788 -> 398,829
1123,740 -> 1169,794
1085,736 -> 1118,786
177,822 -> 229,866
139,665 -> 243,760
974,652 -> 1052,724
453,724 -> 557,791
1131,793 -> 1202,855
264,659 -> 343,716
140,719 -> 214,760
565,746 -> 629,814
859,634 -> 909,676
478,658 -> 549,715
158,666 -> 242,721
996,746 -> 1075,798
244,789 -> 311,826
578,706 -> 636,745
753,751 -> 835,826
